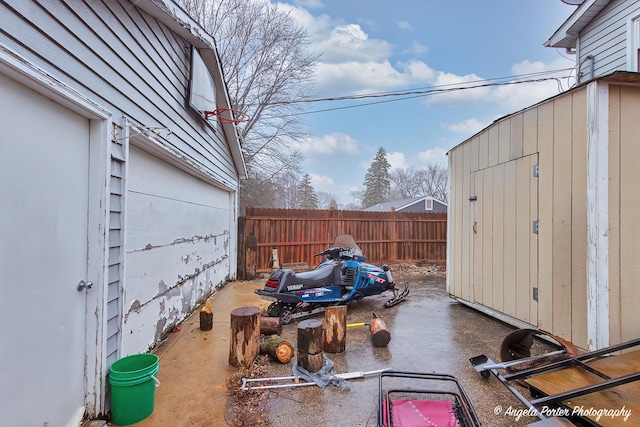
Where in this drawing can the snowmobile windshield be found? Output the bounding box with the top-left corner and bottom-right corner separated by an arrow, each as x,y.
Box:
332,234 -> 364,257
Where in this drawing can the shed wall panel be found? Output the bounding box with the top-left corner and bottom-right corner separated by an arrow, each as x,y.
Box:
503,160 -> 517,317
551,94 -> 574,340
460,142 -> 472,301
537,101 -> 555,331
498,120 -> 510,164
448,149 -> 460,295
478,132 -> 489,170
482,168 -> 494,306
570,89 -> 588,349
523,108 -> 539,156
472,170 -> 485,304
492,163 -> 505,312
488,126 -> 499,168
510,113 -> 524,160
617,86 -> 640,343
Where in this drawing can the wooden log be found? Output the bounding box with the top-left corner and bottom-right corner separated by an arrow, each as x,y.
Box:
297,319 -> 324,372
260,334 -> 294,363
323,305 -> 347,353
199,299 -> 213,331
260,316 -> 282,336
228,306 -> 261,368
369,315 -> 391,347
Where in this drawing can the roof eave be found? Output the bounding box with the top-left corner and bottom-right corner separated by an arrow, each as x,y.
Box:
544,0 -> 610,49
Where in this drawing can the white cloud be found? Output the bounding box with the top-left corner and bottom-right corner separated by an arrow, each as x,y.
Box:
309,173 -> 334,187
315,24 -> 392,63
387,151 -> 408,170
397,21 -> 414,30
281,1 -> 576,113
292,0 -> 324,9
295,132 -> 360,156
309,173 -> 359,204
402,41 -> 428,56
442,118 -> 487,135
489,57 -> 576,111
417,147 -> 448,166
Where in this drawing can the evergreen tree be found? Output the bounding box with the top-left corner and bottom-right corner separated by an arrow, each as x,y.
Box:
362,147 -> 391,208
295,174 -> 319,209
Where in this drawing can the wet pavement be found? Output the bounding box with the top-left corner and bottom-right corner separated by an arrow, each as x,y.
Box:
111,269 -> 559,427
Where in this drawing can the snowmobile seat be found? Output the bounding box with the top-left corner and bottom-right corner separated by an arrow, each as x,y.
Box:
284,262 -> 339,288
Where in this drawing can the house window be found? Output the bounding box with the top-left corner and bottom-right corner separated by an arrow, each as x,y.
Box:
425,198 -> 433,210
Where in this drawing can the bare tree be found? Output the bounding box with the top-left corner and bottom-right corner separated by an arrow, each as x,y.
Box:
180,0 -> 319,206
317,191 -> 339,209
388,164 -> 449,203
389,167 -> 420,200
416,164 -> 449,203
273,167 -> 302,209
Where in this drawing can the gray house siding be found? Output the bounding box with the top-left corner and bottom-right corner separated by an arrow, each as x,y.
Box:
401,199 -> 447,213
1,0 -> 238,186
107,129 -> 126,370
578,0 -> 640,82
0,0 -> 238,357
0,0 -> 244,421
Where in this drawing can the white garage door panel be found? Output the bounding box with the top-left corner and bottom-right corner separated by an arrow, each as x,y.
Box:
126,188 -> 230,250
0,73 -> 88,426
123,145 -> 231,353
128,145 -> 229,207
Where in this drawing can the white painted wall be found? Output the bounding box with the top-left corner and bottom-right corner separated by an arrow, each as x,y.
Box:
122,146 -> 232,354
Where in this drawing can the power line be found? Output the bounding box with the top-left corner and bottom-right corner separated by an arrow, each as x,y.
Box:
266,70 -> 574,117
279,68 -> 574,104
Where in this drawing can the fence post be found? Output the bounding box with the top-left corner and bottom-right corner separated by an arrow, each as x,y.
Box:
245,236 -> 257,280
237,216 -> 246,280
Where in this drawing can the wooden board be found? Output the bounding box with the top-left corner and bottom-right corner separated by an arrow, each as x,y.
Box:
526,349 -> 640,426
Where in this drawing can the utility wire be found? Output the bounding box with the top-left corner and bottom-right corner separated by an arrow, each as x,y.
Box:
266,70 -> 574,118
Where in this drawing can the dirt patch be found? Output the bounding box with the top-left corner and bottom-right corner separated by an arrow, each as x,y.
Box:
225,356 -> 272,426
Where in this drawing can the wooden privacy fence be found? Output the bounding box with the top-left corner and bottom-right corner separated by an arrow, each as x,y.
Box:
238,207 -> 447,279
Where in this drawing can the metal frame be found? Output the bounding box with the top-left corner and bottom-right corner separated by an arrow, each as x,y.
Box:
470,337 -> 640,421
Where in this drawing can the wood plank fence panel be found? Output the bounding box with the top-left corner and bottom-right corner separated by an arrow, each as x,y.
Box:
238,207 -> 447,278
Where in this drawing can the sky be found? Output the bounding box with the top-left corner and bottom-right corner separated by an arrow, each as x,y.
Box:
272,0 -> 579,207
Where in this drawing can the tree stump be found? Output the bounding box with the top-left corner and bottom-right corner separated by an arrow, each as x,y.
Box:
369,315 -> 391,347
260,335 -> 294,363
323,305 -> 346,353
297,319 -> 324,372
199,299 -> 213,331
229,306 -> 261,368
260,316 -> 282,336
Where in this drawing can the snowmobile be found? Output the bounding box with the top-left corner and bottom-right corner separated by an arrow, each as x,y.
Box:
255,234 -> 409,324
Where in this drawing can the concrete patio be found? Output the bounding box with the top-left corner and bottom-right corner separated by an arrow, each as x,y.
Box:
107,268 -> 568,427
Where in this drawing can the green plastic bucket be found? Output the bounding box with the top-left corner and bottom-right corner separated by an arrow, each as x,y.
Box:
109,353 -> 160,425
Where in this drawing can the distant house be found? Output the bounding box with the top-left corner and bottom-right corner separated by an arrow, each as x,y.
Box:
0,0 -> 245,425
448,0 -> 640,352
364,196 -> 447,213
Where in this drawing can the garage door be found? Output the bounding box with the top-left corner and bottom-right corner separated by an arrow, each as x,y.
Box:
123,145 -> 231,353
0,73 -> 90,425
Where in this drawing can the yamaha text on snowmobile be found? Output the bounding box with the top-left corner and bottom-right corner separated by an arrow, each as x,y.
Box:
255,234 -> 409,324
